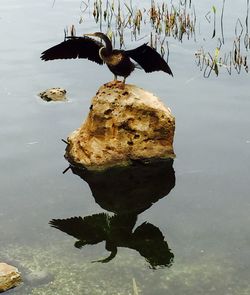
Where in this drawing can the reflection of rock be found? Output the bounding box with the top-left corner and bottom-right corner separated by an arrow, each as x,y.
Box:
39,88 -> 66,102
0,262 -> 22,292
50,159 -> 175,268
70,158 -> 175,215
65,81 -> 175,170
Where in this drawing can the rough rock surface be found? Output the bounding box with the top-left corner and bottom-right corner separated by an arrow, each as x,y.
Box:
39,87 -> 66,101
0,262 -> 21,292
66,81 -> 175,170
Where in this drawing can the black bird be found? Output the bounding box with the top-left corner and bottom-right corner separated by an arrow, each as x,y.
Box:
41,32 -> 173,83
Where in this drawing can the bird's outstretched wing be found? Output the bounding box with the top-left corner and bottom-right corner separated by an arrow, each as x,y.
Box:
49,217 -> 87,240
41,36 -> 104,65
125,44 -> 173,76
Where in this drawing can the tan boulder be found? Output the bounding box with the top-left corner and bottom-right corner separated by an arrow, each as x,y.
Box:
0,263 -> 21,292
66,81 -> 175,170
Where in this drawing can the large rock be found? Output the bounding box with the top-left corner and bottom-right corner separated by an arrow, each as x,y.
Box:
66,81 -> 175,170
0,263 -> 21,292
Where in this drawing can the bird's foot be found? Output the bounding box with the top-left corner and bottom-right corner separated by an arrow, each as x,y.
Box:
105,80 -> 125,89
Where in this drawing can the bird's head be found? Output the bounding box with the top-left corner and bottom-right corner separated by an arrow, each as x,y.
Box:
84,32 -> 109,41
84,32 -> 112,52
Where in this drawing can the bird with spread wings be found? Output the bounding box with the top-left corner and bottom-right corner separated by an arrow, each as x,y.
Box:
41,32 -> 173,83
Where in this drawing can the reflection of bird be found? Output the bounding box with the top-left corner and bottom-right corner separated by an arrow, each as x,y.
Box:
50,213 -> 174,268
41,32 -> 173,83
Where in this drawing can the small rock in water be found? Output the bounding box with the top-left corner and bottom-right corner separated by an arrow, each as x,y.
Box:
39,87 -> 67,102
0,262 -> 22,292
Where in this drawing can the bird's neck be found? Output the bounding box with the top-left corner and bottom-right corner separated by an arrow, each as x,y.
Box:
99,47 -> 111,60
100,34 -> 113,54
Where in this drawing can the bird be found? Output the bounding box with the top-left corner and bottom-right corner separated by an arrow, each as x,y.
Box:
41,32 -> 173,83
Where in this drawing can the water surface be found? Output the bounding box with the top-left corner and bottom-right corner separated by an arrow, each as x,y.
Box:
0,1 -> 250,294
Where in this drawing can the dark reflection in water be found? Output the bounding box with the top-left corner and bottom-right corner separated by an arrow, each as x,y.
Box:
50,159 -> 175,269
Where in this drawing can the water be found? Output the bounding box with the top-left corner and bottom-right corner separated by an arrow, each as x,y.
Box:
0,0 -> 250,294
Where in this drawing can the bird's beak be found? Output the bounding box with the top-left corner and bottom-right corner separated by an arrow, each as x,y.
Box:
83,33 -> 96,37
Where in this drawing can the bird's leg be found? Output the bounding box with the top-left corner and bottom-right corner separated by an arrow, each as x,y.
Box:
122,77 -> 126,84
113,74 -> 117,81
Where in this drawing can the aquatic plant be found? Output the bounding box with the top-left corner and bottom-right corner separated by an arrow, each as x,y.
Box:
58,0 -> 250,77
195,43 -> 248,77
221,0 -> 226,43
79,0 -> 196,55
196,13 -> 249,77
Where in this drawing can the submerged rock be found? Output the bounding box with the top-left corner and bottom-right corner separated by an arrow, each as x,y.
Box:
39,87 -> 66,102
24,269 -> 53,286
0,262 -> 22,292
66,81 -> 175,170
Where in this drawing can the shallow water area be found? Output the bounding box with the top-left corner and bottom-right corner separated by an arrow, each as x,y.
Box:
0,0 -> 250,294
